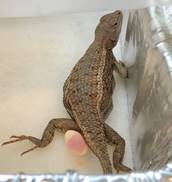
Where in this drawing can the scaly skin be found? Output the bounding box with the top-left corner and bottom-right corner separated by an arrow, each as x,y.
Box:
2,10 -> 131,174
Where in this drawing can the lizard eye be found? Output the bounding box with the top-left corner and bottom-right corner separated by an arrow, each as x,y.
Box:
116,11 -> 121,15
110,22 -> 118,28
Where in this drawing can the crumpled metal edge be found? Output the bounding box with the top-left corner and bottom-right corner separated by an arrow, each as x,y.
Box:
0,164 -> 172,182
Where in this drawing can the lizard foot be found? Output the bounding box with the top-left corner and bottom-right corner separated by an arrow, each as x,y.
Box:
2,135 -> 39,156
115,164 -> 132,173
2,135 -> 30,145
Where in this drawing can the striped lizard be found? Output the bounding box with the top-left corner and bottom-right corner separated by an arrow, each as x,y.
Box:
2,10 -> 131,174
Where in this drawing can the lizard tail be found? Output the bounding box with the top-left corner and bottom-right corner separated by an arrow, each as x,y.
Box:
78,120 -> 113,174
72,99 -> 112,173
98,153 -> 113,174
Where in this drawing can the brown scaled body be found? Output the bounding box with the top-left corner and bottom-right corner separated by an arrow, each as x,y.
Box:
2,10 -> 131,174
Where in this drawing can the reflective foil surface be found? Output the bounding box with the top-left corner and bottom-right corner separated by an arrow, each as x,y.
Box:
124,5 -> 172,171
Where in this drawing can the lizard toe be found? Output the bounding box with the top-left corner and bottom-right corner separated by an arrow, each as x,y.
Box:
115,164 -> 132,173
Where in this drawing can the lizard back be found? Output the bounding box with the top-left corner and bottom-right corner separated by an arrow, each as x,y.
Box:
63,44 -> 115,125
63,10 -> 123,174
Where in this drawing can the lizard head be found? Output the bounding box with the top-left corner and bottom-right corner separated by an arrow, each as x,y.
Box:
95,10 -> 123,48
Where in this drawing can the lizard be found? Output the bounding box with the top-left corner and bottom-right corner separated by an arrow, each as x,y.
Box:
2,10 -> 131,174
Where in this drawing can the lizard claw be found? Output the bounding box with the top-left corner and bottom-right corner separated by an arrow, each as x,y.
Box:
20,146 -> 38,156
2,135 -> 39,156
10,135 -> 28,139
2,135 -> 28,146
115,164 -> 132,173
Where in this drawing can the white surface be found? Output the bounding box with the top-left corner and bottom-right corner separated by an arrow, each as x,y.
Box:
0,11 -> 133,174
0,0 -> 171,17
0,0 -> 150,17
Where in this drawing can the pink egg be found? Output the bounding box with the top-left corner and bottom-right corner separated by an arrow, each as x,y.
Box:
64,130 -> 88,156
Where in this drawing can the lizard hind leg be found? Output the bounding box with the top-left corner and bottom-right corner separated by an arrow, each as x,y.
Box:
2,118 -> 80,156
105,124 -> 132,173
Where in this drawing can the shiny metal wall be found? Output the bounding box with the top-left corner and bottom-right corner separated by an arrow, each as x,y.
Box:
124,6 -> 172,171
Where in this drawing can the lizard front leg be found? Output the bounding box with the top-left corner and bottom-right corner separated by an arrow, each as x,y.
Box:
113,56 -> 128,79
2,118 -> 80,156
105,124 -> 131,173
